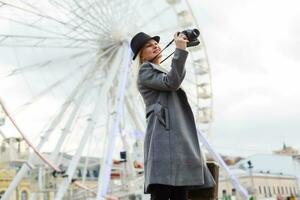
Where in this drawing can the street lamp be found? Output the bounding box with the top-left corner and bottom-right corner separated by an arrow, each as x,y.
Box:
247,160 -> 256,198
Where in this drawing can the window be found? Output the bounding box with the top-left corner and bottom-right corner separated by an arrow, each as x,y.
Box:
77,169 -> 82,177
273,186 -> 276,194
86,170 -> 90,177
222,189 -> 227,196
264,186 -> 267,197
268,186 -> 272,197
259,186 -> 262,194
277,186 -> 280,194
285,186 -> 288,195
21,191 -> 28,200
232,188 -> 236,196
281,186 -> 284,194
93,169 -> 99,177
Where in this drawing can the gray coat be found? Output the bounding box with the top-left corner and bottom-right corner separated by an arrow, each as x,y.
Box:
137,48 -> 215,194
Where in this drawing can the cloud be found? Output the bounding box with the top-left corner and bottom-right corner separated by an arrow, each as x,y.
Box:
191,0 -> 300,156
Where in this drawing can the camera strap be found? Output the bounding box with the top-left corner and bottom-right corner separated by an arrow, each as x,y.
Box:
150,39 -> 174,64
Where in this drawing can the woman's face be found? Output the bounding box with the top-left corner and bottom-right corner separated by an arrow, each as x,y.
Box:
140,39 -> 162,63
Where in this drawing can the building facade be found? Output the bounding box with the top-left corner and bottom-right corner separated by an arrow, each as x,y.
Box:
219,171 -> 299,200
219,154 -> 300,200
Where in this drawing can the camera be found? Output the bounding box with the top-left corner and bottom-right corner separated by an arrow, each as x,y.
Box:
180,28 -> 200,47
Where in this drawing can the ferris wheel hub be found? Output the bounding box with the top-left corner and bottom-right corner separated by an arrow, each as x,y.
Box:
110,25 -> 128,42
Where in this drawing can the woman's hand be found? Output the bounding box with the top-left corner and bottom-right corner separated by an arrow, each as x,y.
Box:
174,32 -> 189,50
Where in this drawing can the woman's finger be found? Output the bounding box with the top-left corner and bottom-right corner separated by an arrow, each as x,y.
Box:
178,33 -> 185,37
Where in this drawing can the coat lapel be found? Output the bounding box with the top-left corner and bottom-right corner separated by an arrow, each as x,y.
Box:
150,63 -> 169,74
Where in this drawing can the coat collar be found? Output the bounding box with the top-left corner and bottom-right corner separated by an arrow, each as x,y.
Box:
144,61 -> 185,91
145,61 -> 168,74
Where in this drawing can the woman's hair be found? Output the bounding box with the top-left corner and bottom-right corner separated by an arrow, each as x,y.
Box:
131,51 -> 142,85
131,51 -> 145,106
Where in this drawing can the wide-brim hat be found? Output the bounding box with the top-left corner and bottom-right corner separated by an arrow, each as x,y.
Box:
130,32 -> 160,60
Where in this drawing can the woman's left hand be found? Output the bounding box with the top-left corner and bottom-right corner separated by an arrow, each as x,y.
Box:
174,32 -> 189,50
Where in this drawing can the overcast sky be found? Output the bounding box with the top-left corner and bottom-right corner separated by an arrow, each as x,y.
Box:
191,0 -> 300,156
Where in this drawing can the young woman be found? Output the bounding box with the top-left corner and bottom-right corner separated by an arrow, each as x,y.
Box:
130,32 -> 215,200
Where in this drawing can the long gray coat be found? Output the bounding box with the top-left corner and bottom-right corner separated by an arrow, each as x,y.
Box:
137,48 -> 215,194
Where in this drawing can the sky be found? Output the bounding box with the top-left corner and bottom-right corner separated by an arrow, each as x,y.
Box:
0,0 -> 300,158
191,0 -> 300,156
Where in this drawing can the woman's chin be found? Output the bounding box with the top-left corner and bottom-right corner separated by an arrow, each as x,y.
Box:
155,54 -> 162,59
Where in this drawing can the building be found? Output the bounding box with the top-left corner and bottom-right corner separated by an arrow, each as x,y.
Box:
218,154 -> 300,200
0,137 -> 31,200
219,168 -> 298,200
273,144 -> 299,156
0,137 -> 144,200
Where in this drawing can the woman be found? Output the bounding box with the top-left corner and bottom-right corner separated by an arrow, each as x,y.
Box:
130,32 -> 215,200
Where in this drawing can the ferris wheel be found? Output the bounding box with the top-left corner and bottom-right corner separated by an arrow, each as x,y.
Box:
0,0 -> 213,199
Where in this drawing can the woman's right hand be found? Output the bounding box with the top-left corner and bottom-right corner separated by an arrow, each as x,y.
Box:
174,32 -> 189,50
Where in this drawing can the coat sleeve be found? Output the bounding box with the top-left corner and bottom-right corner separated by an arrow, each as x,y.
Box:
138,48 -> 188,91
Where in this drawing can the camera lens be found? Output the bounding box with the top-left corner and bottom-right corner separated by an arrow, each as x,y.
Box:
192,29 -> 200,38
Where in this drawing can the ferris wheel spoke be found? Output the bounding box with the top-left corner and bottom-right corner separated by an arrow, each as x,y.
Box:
49,82 -> 94,164
13,55 -> 97,116
61,0 -> 109,36
0,128 -> 7,139
0,34 -> 97,49
0,43 -> 97,49
137,6 -> 172,29
109,0 -> 133,24
124,97 -> 145,132
0,34 -> 97,44
37,44 -> 118,145
85,11 -> 110,36
126,82 -> 146,129
50,0 -> 109,37
148,25 -> 179,36
92,2 -> 115,33
71,0 -> 111,35
0,16 -> 93,42
0,50 -> 92,79
1,38 -> 117,200
49,47 -> 118,164
0,1 -> 99,39
94,0 -> 135,32
96,43 -> 132,199
14,0 -> 56,16
54,77 -> 110,200
0,101 -> 97,199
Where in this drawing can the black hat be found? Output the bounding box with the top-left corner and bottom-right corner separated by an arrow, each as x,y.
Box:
130,32 -> 160,60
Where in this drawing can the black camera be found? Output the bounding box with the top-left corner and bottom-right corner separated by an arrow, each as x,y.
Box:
180,28 -> 200,47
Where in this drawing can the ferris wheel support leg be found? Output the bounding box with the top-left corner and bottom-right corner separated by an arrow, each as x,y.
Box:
124,97 -> 145,132
49,84 -> 88,162
54,46 -> 122,200
0,62 -> 98,200
54,85 -> 102,200
196,128 -> 250,200
49,46 -> 118,163
96,42 -> 132,200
